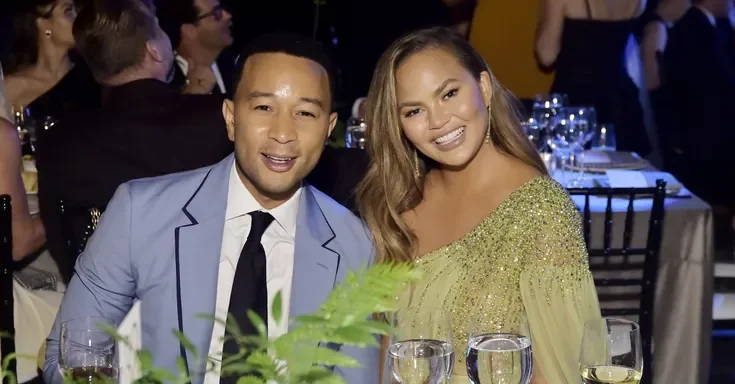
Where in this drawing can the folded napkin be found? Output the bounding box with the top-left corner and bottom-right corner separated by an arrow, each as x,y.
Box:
598,170 -> 684,194
117,301 -> 142,384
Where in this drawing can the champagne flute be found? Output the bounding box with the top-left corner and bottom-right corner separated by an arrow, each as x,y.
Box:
386,307 -> 454,384
580,318 -> 643,384
466,318 -> 533,384
60,316 -> 118,383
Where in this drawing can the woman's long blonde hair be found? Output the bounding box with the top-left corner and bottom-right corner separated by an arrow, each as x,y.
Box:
356,27 -> 547,265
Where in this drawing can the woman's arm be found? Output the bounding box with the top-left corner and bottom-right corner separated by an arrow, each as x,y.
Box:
0,118 -> 46,260
640,21 -> 668,90
535,0 -> 566,68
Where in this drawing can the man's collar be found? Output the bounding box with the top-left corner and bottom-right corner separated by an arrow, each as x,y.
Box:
225,162 -> 301,238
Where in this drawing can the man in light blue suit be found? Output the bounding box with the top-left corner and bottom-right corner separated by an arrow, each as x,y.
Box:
44,21 -> 378,384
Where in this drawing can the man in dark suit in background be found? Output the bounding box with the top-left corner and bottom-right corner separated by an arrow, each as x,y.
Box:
156,0 -> 236,96
35,0 -> 233,282
664,0 -> 735,247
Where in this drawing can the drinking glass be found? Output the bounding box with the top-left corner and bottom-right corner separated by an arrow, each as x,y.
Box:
548,115 -> 577,185
520,118 -> 545,153
386,307 -> 454,384
590,124 -> 616,152
60,316 -> 118,383
580,318 -> 643,384
466,318 -> 533,384
531,93 -> 568,134
345,116 -> 367,149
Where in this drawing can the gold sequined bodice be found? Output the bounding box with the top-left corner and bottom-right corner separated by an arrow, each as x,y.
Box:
398,176 -> 591,380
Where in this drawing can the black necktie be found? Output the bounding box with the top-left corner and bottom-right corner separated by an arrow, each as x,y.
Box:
221,211 -> 274,383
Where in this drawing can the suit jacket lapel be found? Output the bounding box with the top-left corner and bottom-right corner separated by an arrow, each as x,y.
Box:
289,186 -> 340,328
174,154 -> 232,380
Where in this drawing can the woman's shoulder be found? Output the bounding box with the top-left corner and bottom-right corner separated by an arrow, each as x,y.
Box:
502,175 -> 583,241
505,175 -> 576,212
3,73 -> 36,108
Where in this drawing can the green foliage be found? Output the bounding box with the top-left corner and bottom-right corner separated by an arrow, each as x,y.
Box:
4,263 -> 419,384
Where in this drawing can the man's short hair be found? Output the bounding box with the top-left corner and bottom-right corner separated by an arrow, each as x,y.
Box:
72,0 -> 158,82
154,0 -> 198,50
232,33 -> 337,108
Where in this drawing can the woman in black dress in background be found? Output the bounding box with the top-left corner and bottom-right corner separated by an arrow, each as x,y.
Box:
2,0 -> 99,122
536,0 -> 652,157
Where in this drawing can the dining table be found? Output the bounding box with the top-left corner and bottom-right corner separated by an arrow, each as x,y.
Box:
552,153 -> 713,384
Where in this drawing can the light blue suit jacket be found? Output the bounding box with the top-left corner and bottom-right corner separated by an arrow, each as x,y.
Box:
44,154 -> 379,383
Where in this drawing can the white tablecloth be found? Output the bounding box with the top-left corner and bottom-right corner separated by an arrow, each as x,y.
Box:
4,194 -> 66,382
2,283 -> 64,383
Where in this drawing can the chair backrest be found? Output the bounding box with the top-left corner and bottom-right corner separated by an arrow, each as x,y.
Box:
567,179 -> 667,384
0,194 -> 16,382
57,199 -> 102,267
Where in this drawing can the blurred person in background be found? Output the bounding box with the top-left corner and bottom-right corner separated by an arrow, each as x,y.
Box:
155,0 -> 234,96
0,68 -> 45,261
1,0 -> 98,121
35,0 -> 232,282
536,0 -> 651,157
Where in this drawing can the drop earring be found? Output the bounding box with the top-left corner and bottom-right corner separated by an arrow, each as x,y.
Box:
44,29 -> 52,38
485,104 -> 492,144
413,149 -> 420,178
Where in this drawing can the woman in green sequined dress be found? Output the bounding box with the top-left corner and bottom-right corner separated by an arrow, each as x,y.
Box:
356,27 -> 601,383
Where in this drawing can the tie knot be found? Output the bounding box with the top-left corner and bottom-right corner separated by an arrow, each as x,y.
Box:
248,210 -> 275,237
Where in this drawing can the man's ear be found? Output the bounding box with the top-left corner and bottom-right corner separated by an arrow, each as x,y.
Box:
145,40 -> 165,64
223,99 -> 235,142
327,112 -> 338,137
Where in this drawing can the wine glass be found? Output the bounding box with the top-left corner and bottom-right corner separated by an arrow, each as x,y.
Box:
532,93 -> 568,134
60,316 -> 118,383
580,318 -> 643,384
521,118 -> 545,153
590,124 -> 617,152
548,115 -> 578,185
386,307 -> 454,384
466,318 -> 533,384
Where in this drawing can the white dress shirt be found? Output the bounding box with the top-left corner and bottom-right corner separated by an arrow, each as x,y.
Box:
175,53 -> 227,94
204,163 -> 301,383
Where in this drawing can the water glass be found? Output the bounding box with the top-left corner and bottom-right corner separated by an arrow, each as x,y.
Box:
548,116 -> 576,185
532,93 -> 568,133
580,318 -> 643,384
60,316 -> 118,383
520,118 -> 545,152
591,124 -> 616,152
466,319 -> 533,384
386,307 -> 454,384
345,116 -> 367,149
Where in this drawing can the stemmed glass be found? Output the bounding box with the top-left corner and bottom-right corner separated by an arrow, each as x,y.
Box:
565,107 -> 597,185
385,307 -> 454,384
466,318 -> 533,384
60,316 -> 119,383
521,118 -> 545,152
548,115 -> 578,186
580,318 -> 643,384
590,124 -> 617,152
532,93 -> 568,134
